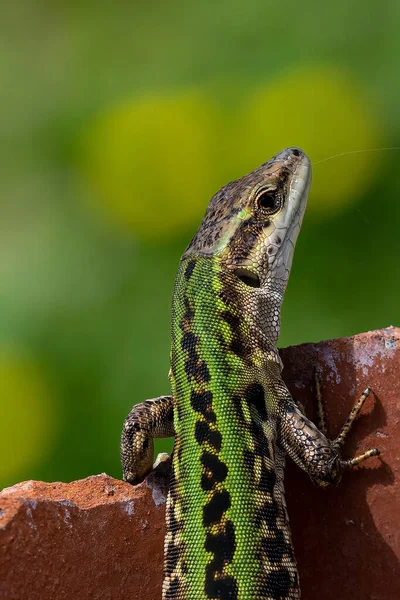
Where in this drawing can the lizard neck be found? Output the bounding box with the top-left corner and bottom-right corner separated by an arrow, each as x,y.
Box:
171,255 -> 284,366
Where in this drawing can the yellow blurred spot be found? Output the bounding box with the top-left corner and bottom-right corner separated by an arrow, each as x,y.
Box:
81,92 -> 220,241
0,352 -> 56,481
234,66 -> 385,214
81,68 -> 385,238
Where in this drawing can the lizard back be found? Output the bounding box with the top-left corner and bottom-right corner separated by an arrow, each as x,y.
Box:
165,257 -> 299,599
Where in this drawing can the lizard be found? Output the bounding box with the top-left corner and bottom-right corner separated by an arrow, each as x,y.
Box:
120,147 -> 380,600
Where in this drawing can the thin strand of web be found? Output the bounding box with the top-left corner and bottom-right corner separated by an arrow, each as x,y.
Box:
312,147 -> 400,166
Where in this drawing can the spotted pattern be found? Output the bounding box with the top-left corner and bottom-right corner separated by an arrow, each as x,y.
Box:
180,293 -> 238,596
230,386 -> 298,599
164,256 -> 301,599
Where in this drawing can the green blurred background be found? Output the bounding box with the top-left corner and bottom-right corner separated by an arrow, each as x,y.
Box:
1,1 -> 399,490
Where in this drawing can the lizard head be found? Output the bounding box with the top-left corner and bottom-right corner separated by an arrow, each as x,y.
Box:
184,147 -> 311,292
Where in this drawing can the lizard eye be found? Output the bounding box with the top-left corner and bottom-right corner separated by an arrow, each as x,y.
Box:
255,190 -> 281,215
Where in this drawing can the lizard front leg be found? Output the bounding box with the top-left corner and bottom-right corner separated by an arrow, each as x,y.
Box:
278,387 -> 380,488
121,395 -> 175,484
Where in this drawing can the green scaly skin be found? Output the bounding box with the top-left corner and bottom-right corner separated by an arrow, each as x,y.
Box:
121,148 -> 380,600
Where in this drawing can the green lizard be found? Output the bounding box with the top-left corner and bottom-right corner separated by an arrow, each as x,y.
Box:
120,147 -> 379,600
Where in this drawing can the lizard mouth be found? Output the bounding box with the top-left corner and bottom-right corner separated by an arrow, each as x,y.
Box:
233,267 -> 261,288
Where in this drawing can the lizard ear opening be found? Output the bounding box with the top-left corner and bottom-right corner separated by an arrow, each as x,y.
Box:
233,268 -> 261,288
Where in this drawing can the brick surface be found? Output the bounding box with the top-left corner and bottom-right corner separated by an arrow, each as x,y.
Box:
1,327 -> 399,600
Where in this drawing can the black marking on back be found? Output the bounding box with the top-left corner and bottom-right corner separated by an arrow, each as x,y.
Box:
204,520 -> 238,596
205,519 -> 236,562
195,420 -> 222,451
181,331 -> 198,352
258,462 -> 276,493
204,575 -> 238,599
244,383 -> 267,419
195,361 -> 211,382
203,489 -> 231,527
243,448 -> 256,472
200,473 -> 215,492
181,330 -> 211,383
200,451 -> 228,487
182,297 -> 194,327
220,303 -> 253,362
190,390 -> 216,422
232,394 -> 246,423
184,259 -> 196,280
178,293 -> 211,384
